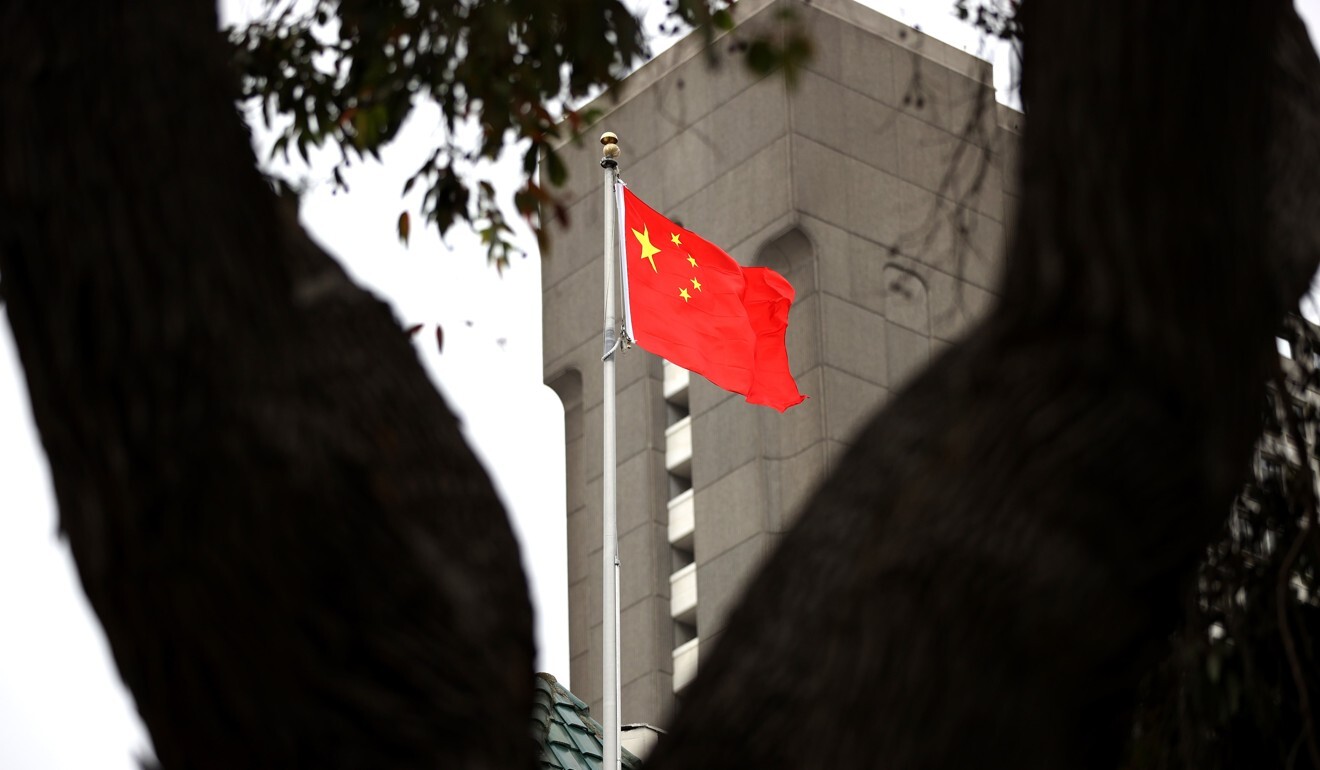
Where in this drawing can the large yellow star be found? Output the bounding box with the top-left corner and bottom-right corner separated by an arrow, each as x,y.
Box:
690,277 -> 702,292
633,225 -> 661,273
670,232 -> 682,246
679,287 -> 691,302
686,254 -> 698,268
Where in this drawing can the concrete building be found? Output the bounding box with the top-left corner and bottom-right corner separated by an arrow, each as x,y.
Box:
541,0 -> 1021,726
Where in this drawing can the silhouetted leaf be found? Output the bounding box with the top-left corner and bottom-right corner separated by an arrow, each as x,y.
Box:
544,149 -> 567,187
397,211 -> 410,245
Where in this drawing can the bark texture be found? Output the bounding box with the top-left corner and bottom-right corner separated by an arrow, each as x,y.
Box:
0,3 -> 534,768
643,1 -> 1320,768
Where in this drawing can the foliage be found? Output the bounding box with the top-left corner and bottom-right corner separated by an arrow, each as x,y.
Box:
227,0 -> 810,269
953,0 -> 1019,42
1126,317 -> 1320,770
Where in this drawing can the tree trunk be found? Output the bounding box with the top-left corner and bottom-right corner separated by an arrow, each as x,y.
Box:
644,1 -> 1320,768
0,3 -> 534,768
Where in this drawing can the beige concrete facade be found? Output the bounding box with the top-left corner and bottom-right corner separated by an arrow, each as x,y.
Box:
542,0 -> 1020,726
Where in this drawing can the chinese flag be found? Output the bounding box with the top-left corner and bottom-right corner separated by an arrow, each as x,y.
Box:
618,186 -> 806,412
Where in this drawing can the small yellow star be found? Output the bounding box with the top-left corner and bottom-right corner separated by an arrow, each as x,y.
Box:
633,225 -> 661,273
690,277 -> 702,292
687,255 -> 698,268
679,287 -> 692,302
670,232 -> 682,246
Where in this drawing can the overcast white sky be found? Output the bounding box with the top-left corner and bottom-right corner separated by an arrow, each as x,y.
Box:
2,2 -> 1318,767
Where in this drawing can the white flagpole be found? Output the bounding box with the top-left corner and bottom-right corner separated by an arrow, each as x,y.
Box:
599,131 -> 622,770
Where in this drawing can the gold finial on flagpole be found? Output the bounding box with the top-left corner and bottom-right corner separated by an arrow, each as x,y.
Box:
601,132 -> 620,166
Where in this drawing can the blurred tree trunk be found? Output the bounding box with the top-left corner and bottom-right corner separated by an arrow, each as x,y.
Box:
645,1 -> 1320,769
0,3 -> 534,769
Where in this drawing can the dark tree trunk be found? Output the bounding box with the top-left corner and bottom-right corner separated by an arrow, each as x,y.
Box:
0,3 -> 534,769
644,2 -> 1320,769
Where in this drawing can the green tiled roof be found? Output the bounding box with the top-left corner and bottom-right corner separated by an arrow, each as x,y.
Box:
532,673 -> 642,770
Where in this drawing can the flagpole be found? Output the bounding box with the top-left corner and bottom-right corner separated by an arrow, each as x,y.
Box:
599,131 -> 622,770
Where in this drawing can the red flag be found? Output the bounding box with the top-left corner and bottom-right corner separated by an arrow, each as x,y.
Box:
618,186 -> 806,412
